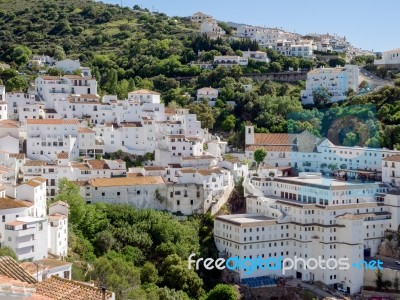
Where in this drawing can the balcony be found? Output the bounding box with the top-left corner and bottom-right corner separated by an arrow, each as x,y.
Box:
16,239 -> 35,249
7,227 -> 37,237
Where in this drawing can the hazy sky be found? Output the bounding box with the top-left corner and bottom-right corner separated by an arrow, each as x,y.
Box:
100,0 -> 399,52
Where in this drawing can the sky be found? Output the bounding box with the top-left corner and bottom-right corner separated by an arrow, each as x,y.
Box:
100,0 -> 399,52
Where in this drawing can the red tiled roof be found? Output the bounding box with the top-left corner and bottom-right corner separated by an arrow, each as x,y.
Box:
36,275 -> 113,300
245,145 -> 292,152
26,119 -> 79,125
0,120 -> 19,128
0,256 -> 36,284
128,89 -> 160,95
57,152 -> 69,159
87,160 -> 109,170
253,133 -> 292,146
39,75 -> 61,80
78,128 -> 95,134
0,198 -> 30,210
384,154 -> 400,162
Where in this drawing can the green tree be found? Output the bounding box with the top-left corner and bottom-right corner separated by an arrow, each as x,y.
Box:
5,76 -> 28,91
93,230 -> 115,256
312,87 -> 331,107
254,148 -> 267,167
375,269 -> 384,290
140,262 -> 158,284
54,178 -> 86,225
188,100 -> 215,129
205,284 -> 238,300
343,132 -> 358,147
221,114 -> 236,131
0,246 -> 17,260
9,46 -> 32,66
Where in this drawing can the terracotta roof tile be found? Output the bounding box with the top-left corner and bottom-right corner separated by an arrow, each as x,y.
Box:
36,276 -> 113,300
23,177 -> 46,187
24,160 -> 49,166
49,201 -> 70,208
0,120 -> 20,128
0,256 -> 36,284
253,133 -> 292,146
9,153 -> 26,159
128,89 -> 160,95
39,75 -> 61,80
86,160 -> 110,170
0,198 -> 30,210
57,152 -> 69,159
26,119 -> 79,125
78,128 -> 95,134
384,154 -> 400,162
245,145 -> 292,152
90,176 -> 164,187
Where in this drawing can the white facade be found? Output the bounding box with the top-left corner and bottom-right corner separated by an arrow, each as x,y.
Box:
48,201 -> 69,257
16,177 -> 47,218
301,65 -> 360,105
215,172 -> 392,294
82,176 -> 167,210
35,75 -> 97,109
4,216 -> 48,261
0,120 -> 20,153
200,20 -> 225,38
197,87 -> 219,101
54,59 -> 81,73
374,48 -> 400,67
26,118 -> 80,161
244,126 -> 400,173
190,12 -> 213,24
213,56 -> 248,67
242,51 -> 270,63
6,92 -> 37,120
382,155 -> 400,187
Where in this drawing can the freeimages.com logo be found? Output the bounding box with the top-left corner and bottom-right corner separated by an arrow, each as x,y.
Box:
188,254 -> 383,275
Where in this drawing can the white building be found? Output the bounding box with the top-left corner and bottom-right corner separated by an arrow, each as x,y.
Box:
128,89 -> 161,104
0,86 -> 6,120
81,176 -> 167,210
301,65 -> 360,105
374,48 -> 400,69
242,50 -> 270,63
215,172 -> 392,294
16,177 -> 47,218
48,201 -> 69,258
382,155 -> 400,187
35,75 -> 97,109
213,56 -> 248,67
0,119 -> 20,153
54,59 -> 81,74
200,20 -> 225,38
290,40 -> 314,59
4,216 -> 48,261
244,125 -> 400,173
197,87 -> 219,101
190,12 -> 213,24
26,118 -> 80,161
20,258 -> 72,282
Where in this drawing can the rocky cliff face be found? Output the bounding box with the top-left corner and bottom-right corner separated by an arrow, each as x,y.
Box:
378,230 -> 400,258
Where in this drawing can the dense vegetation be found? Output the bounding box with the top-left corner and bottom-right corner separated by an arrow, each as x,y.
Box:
55,178 -> 237,300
